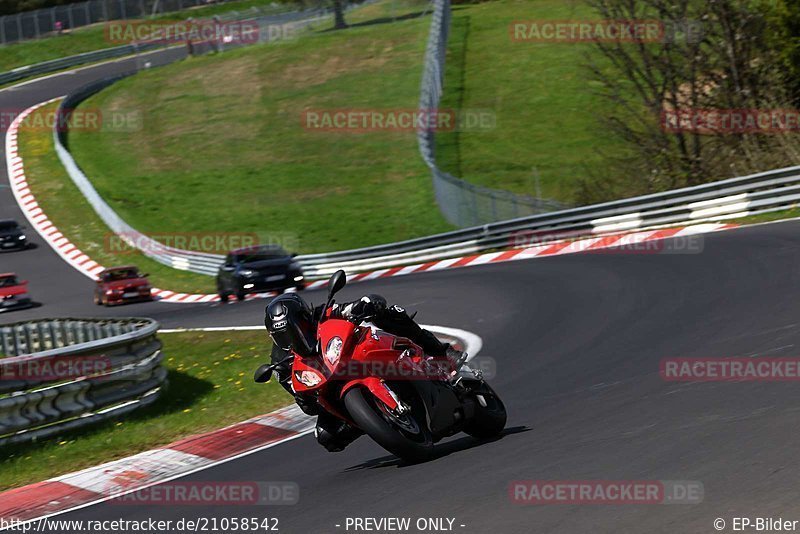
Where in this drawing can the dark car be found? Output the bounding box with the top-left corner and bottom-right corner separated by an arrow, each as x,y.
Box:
94,265 -> 153,306
0,273 -> 32,311
0,219 -> 29,251
217,245 -> 305,302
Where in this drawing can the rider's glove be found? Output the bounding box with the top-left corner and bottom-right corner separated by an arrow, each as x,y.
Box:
346,295 -> 387,321
294,394 -> 319,415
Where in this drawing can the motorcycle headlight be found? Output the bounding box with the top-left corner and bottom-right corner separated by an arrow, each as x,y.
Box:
325,336 -> 343,366
295,370 -> 323,387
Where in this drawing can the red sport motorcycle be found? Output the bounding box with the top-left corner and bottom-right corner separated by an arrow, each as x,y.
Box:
255,270 -> 506,461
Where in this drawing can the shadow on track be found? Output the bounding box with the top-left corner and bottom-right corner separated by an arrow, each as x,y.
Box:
343,425 -> 531,471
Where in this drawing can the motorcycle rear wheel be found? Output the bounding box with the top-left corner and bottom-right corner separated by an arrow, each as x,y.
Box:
344,387 -> 433,462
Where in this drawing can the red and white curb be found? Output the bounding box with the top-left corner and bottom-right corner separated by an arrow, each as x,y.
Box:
4,99 -> 223,305
0,325 -> 481,525
6,99 -> 740,305
0,405 -> 313,524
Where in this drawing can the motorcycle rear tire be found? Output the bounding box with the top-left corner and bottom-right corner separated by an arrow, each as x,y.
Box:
344,387 -> 433,462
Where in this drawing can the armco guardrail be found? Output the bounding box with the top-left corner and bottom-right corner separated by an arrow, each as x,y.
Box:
52,6 -> 335,277
49,1 -> 800,281
0,0 -> 324,45
0,2 -> 334,86
417,0 -> 569,227
0,318 -> 165,447
0,41 -> 166,87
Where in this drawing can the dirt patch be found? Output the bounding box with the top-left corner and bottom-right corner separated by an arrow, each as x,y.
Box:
276,49 -> 392,86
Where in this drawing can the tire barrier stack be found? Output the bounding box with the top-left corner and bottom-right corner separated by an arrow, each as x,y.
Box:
0,318 -> 166,447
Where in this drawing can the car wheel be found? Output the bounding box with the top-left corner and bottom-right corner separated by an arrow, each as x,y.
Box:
236,290 -> 247,302
219,292 -> 229,303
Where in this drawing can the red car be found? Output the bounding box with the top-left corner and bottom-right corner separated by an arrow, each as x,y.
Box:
0,273 -> 32,312
94,266 -> 153,306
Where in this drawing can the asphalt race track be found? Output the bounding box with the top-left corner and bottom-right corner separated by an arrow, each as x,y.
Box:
4,53 -> 800,533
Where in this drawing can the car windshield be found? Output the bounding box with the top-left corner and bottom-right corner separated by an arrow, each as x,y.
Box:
0,276 -> 19,287
236,249 -> 287,263
0,221 -> 18,231
103,269 -> 140,281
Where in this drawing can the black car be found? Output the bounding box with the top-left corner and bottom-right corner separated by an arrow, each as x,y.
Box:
216,245 -> 305,302
0,219 -> 29,251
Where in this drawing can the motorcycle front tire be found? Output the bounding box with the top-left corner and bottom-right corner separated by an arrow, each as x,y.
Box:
344,387 -> 433,462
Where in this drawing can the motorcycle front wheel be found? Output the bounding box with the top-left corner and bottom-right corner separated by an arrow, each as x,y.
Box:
463,381 -> 507,439
344,387 -> 433,462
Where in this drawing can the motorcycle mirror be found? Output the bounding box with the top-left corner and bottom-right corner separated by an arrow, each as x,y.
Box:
327,270 -> 347,300
253,364 -> 274,383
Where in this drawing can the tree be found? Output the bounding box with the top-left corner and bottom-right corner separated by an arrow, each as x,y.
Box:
332,0 -> 347,29
580,0 -> 800,203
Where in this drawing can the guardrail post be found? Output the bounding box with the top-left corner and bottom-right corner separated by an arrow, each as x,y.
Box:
22,326 -> 33,355
35,322 -> 46,352
0,327 -> 9,357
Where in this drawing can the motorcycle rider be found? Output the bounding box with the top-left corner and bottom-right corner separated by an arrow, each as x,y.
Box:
263,292 -> 465,452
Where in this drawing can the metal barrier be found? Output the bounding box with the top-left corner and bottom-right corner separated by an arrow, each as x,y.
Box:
417,0 -> 568,227
0,2 -> 335,85
52,6 -> 336,277
0,318 -> 166,447
0,41 -> 167,87
0,0 -> 324,45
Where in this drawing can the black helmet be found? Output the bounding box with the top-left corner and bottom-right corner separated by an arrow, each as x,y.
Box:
265,294 -> 315,357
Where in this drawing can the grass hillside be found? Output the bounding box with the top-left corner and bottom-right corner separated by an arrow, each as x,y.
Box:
436,0 -> 627,204
69,0 -> 454,254
0,0 -> 301,72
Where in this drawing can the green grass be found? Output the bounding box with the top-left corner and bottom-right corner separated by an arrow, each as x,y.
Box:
19,102 -> 216,293
436,0 -> 630,205
68,0 -> 454,254
0,0 -> 300,72
729,207 -> 800,225
0,329 -> 289,492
